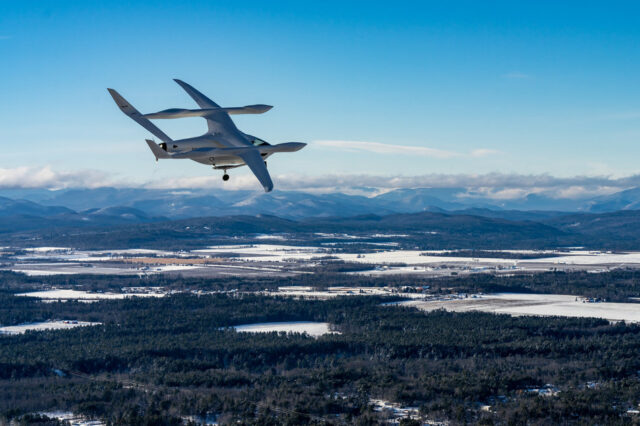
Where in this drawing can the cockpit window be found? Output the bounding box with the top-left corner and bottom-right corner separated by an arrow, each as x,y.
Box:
251,137 -> 270,147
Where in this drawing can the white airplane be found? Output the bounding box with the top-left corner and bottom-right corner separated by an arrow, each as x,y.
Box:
107,79 -> 306,192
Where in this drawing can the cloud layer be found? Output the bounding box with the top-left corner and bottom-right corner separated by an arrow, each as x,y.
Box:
144,171 -> 640,200
0,166 -> 113,189
0,165 -> 639,201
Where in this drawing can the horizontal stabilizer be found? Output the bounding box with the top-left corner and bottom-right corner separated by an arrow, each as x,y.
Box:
143,105 -> 273,119
222,105 -> 273,115
262,142 -> 307,153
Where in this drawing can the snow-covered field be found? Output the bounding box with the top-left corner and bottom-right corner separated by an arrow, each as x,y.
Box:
353,266 -> 449,276
263,286 -> 427,299
7,245 -> 640,278
23,247 -> 72,252
254,234 -> 290,241
10,262 -> 201,276
339,250 -> 517,264
197,245 -> 517,264
17,289 -> 166,300
336,250 -> 640,266
232,321 -> 338,336
34,411 -> 104,426
194,244 -> 330,262
0,320 -> 101,335
194,245 -> 640,267
525,252 -> 640,265
395,293 -> 640,323
93,248 -> 175,256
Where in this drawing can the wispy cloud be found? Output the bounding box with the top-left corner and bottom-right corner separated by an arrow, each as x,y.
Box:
314,140 -> 460,158
314,140 -> 499,159
0,35 -> 12,40
470,148 -> 500,157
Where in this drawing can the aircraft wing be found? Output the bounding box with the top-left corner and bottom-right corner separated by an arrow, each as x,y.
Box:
238,149 -> 274,192
173,79 -> 232,134
173,79 -> 220,108
107,89 -> 173,144
220,105 -> 273,115
143,105 -> 273,119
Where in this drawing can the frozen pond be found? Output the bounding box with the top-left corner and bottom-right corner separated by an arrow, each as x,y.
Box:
394,293 -> 640,323
0,320 -> 101,335
232,321 -> 338,336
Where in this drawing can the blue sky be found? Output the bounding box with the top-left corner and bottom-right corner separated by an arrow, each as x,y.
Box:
1,1 -> 640,195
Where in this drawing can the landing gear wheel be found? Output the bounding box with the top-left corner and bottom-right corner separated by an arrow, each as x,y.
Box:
222,174 -> 230,182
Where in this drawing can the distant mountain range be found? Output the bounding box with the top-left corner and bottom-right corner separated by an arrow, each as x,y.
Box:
0,186 -> 639,242
0,187 -> 638,249
0,196 -> 162,233
4,206 -> 640,251
0,186 -> 638,221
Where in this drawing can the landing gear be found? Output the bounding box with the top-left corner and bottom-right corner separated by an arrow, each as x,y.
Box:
218,165 -> 230,182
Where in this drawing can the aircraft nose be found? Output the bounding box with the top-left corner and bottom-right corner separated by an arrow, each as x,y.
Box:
291,142 -> 306,151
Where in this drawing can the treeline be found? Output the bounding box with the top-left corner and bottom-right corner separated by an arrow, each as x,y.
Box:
0,214 -> 590,251
420,250 -> 563,259
4,267 -> 640,325
430,269 -> 640,302
0,268 -> 432,296
2,293 -> 640,423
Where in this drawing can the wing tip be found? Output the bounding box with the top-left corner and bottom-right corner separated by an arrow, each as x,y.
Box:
106,88 -> 119,99
107,88 -> 129,108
